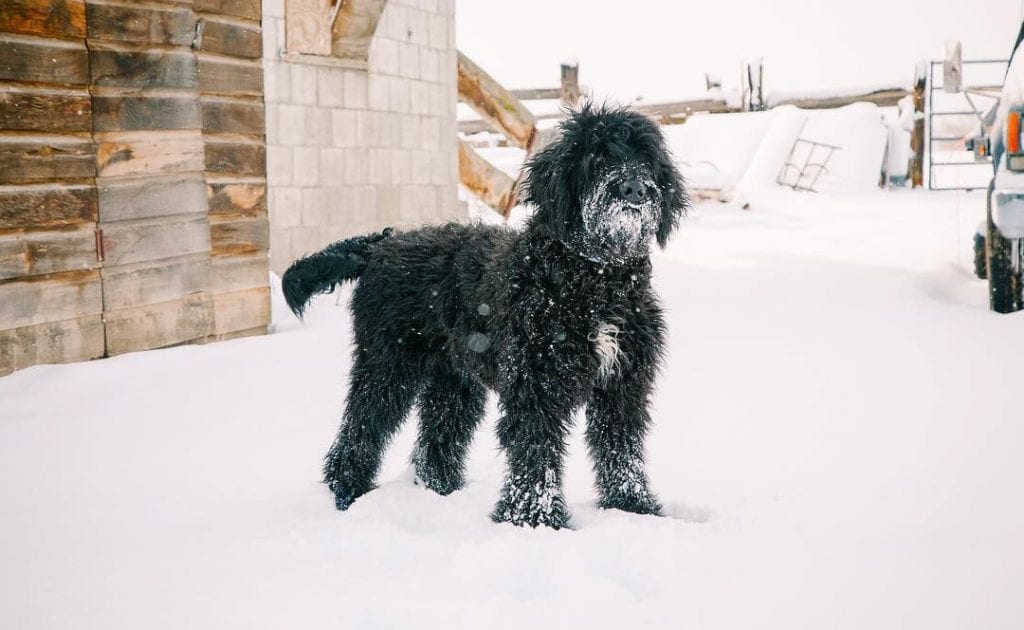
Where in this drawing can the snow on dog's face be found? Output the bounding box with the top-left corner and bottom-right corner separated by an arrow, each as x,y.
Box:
574,162 -> 660,264
521,103 -> 690,264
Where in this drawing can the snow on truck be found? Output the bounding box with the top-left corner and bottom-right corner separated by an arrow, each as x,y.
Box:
975,22 -> 1024,313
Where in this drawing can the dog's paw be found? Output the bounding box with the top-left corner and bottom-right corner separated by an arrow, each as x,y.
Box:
326,479 -> 364,511
413,470 -> 464,496
491,482 -> 573,530
598,491 -> 664,517
412,449 -> 465,496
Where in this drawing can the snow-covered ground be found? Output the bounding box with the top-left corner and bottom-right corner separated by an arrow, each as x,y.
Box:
2,190 -> 1022,629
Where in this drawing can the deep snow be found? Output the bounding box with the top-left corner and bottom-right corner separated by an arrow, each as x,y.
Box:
2,190 -> 1023,629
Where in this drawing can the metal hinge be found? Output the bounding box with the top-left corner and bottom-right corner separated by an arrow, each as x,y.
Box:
95,228 -> 105,263
192,19 -> 206,50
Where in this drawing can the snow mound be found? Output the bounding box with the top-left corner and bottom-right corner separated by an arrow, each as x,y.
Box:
664,104 -> 890,199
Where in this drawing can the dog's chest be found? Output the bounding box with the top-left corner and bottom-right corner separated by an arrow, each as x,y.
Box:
590,320 -> 622,380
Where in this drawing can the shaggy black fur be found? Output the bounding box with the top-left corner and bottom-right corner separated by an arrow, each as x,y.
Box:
283,103 -> 690,529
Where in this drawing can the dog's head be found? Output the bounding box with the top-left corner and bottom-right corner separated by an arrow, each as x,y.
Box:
521,103 -> 689,264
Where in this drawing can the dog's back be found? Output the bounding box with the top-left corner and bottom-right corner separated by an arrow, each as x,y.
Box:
350,222 -> 513,374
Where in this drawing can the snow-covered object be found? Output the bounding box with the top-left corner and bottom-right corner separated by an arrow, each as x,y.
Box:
665,104 -> 889,198
798,103 -> 889,192
885,96 -> 914,182
734,105 -> 809,196
660,111 -> 775,194
991,33 -> 1024,238
766,82 -> 911,109
992,189 -> 1024,238
741,57 -> 765,111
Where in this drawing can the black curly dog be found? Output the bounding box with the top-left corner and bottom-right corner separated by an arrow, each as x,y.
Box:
283,104 -> 689,529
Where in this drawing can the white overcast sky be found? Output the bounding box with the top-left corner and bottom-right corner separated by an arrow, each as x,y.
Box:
456,0 -> 1024,102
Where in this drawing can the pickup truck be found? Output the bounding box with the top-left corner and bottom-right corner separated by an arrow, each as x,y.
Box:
975,22 -> 1024,312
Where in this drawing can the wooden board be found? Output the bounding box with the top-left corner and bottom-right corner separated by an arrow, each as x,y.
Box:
0,185 -> 97,230
85,2 -> 195,46
0,268 -> 101,330
92,94 -> 202,132
458,139 -> 516,214
0,314 -> 104,377
101,253 -> 210,311
96,132 -> 205,177
330,0 -> 386,60
194,0 -> 261,22
0,89 -> 92,132
457,51 -> 537,150
100,214 -> 211,267
201,99 -> 265,135
209,251 -> 267,293
103,292 -> 213,356
204,141 -> 265,176
0,137 -> 95,184
197,57 -> 263,95
0,0 -> 87,40
210,216 -> 268,257
207,182 -> 266,217
286,0 -> 331,56
89,48 -> 198,90
0,34 -> 90,85
0,225 -> 98,280
97,175 -> 207,223
208,285 -> 269,337
197,17 -> 262,59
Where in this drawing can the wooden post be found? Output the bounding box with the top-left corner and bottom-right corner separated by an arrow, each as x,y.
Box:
560,61 -> 580,108
741,58 -> 764,112
457,51 -> 538,150
910,60 -> 927,188
458,139 -> 517,216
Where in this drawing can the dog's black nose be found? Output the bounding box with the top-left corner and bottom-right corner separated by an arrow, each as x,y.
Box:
618,180 -> 647,204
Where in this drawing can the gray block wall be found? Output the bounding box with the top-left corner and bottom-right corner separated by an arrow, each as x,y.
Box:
263,0 -> 461,274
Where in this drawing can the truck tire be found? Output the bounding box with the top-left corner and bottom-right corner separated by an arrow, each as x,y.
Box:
986,181 -> 1024,313
974,231 -> 988,279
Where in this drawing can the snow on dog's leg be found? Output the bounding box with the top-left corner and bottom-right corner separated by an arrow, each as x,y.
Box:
491,385 -> 574,530
585,364 -> 663,516
412,366 -> 486,496
323,354 -> 420,510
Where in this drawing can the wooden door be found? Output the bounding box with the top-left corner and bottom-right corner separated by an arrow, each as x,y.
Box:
0,0 -> 269,376
0,1 -> 104,375
88,0 -> 215,355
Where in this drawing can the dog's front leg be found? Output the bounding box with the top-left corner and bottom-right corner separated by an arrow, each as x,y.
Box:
491,394 -> 573,530
585,366 -> 663,516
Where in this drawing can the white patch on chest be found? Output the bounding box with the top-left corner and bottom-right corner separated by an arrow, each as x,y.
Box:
589,321 -> 622,380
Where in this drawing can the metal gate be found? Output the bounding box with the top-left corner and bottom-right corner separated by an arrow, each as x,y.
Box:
926,56 -> 1008,191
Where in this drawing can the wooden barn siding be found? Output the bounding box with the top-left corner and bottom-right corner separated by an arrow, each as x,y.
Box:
0,0 -> 269,376
0,0 -> 104,374
195,0 -> 270,341
88,0 -> 216,356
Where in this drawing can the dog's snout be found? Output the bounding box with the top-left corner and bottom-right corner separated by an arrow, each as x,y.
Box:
618,180 -> 647,204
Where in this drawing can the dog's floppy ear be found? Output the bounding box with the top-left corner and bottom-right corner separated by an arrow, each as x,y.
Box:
519,133 -> 574,230
654,144 -> 690,248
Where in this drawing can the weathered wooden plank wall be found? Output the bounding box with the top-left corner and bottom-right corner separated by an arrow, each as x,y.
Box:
195,0 -> 270,341
88,0 -> 215,354
0,0 -> 104,374
1,0 -> 269,376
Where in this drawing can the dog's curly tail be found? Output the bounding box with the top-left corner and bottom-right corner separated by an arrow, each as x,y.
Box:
281,228 -> 393,318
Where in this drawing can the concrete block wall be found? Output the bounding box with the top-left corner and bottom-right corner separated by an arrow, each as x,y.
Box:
263,0 -> 460,274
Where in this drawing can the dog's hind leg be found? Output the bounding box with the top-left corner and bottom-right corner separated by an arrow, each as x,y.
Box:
324,354 -> 420,510
585,365 -> 663,516
412,365 -> 486,496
